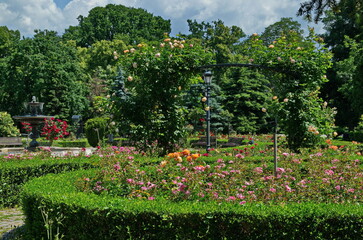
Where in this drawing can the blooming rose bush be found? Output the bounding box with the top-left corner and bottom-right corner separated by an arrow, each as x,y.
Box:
112,36 -> 213,156
77,138 -> 362,204
41,118 -> 69,145
241,29 -> 335,151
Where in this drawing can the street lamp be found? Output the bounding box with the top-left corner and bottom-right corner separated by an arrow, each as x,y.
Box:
203,70 -> 212,153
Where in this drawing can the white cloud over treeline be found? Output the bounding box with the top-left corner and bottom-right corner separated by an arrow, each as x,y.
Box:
0,0 -> 323,38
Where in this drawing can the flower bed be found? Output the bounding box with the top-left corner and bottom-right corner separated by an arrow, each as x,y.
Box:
20,139 -> 363,239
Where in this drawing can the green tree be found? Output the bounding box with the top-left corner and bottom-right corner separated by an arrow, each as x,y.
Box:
63,4 -> 171,47
297,0 -> 340,22
186,19 -> 245,64
260,17 -> 304,45
113,38 -> 213,155
240,29 -> 334,151
335,38 -> 363,126
0,30 -> 89,119
220,66 -> 272,134
0,26 -> 20,58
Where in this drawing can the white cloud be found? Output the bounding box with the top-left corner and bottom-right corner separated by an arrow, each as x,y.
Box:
0,0 -> 324,38
0,0 -> 64,36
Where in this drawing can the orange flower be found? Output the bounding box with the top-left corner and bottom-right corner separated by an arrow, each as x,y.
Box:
186,156 -> 193,162
325,139 -> 332,145
164,38 -> 171,42
191,153 -> 200,160
182,149 -> 191,156
167,152 -> 177,158
329,145 -> 338,150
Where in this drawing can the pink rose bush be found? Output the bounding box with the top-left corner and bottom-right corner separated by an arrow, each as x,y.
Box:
77,139 -> 362,204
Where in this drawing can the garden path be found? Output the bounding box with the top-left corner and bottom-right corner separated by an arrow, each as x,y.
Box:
0,208 -> 24,239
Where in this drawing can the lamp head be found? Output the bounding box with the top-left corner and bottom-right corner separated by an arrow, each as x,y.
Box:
204,71 -> 212,84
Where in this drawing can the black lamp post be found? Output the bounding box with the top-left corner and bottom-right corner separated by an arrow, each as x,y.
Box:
203,71 -> 212,153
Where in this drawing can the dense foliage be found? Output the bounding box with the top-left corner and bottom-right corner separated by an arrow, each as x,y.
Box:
113,37 -> 213,155
0,1 -> 362,148
63,4 -> 171,47
0,112 -> 19,137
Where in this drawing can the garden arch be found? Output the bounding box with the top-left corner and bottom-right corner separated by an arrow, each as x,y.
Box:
199,63 -> 301,176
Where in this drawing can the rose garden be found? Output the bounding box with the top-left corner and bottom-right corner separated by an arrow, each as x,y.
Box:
1,2 -> 363,239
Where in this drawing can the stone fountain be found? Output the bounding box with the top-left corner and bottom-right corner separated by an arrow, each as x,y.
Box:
13,96 -> 54,150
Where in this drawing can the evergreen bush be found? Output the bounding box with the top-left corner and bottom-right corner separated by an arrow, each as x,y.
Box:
84,117 -> 109,147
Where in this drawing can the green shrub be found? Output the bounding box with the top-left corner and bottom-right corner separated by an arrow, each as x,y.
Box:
21,170 -> 363,240
0,156 -> 98,207
84,117 -> 109,147
0,112 -> 20,137
58,140 -> 88,148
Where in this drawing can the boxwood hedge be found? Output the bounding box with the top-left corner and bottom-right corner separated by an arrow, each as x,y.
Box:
21,169 -> 363,240
0,156 -> 98,207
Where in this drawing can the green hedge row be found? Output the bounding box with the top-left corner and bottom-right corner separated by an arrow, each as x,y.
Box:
22,169 -> 363,240
58,141 -> 88,148
0,157 -> 98,207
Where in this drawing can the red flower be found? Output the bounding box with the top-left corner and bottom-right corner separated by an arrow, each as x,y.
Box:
41,118 -> 69,142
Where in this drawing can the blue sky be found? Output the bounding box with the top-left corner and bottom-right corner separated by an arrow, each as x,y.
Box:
0,0 -> 324,38
54,0 -> 69,9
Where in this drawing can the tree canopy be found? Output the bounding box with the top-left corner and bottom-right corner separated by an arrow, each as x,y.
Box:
63,4 -> 171,47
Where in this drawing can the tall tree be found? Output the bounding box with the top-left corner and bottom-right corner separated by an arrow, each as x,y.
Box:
0,30 -> 89,119
315,0 -> 363,128
186,19 -> 245,64
297,0 -> 339,22
220,66 -> 271,134
63,4 -> 171,47
260,17 -> 304,45
0,26 -> 20,58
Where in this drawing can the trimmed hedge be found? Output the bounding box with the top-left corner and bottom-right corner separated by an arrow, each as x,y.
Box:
22,169 -> 363,240
0,157 -> 98,207
58,141 -> 88,148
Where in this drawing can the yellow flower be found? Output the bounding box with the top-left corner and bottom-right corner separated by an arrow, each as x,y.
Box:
201,97 -> 207,102
272,96 -> 278,100
127,76 -> 133,81
268,44 -> 274,48
261,108 -> 267,113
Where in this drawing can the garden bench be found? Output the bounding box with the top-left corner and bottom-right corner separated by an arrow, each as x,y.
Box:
220,137 -> 245,148
191,136 -> 217,148
0,137 -> 23,147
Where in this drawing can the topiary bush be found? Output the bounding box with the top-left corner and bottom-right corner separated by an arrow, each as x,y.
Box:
84,117 -> 109,147
0,112 -> 20,137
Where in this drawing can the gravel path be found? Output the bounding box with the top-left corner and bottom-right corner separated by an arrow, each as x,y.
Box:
0,208 -> 24,239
